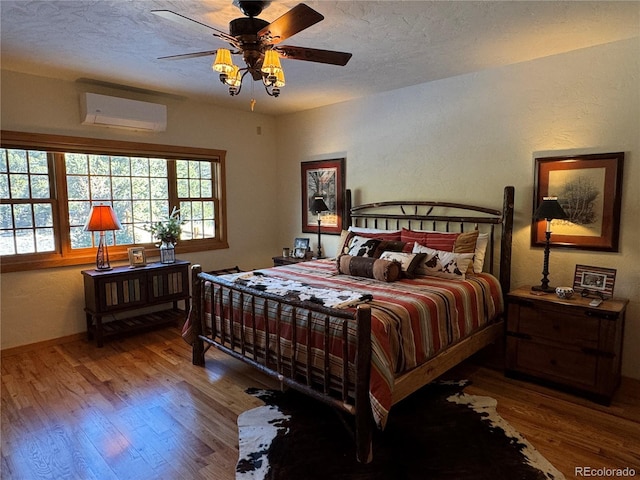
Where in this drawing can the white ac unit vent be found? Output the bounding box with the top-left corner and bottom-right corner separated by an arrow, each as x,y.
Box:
80,93 -> 167,132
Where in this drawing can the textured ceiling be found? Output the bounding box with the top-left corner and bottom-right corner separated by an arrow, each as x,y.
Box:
1,1 -> 639,116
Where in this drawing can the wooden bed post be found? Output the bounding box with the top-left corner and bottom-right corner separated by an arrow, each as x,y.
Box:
354,304 -> 373,463
499,186 -> 515,295
191,264 -> 205,366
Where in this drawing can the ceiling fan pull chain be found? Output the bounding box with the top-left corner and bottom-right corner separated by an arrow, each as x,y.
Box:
250,79 -> 256,111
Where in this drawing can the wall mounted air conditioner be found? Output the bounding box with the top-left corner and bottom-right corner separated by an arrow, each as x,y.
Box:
80,93 -> 167,132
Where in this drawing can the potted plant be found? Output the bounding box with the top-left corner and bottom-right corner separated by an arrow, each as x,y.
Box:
147,207 -> 184,263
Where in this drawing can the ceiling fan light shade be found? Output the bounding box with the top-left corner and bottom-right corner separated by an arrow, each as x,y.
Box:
224,65 -> 241,86
213,48 -> 235,74
261,49 -> 282,75
274,69 -> 285,88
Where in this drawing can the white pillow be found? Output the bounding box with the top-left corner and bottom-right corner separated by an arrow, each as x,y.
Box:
412,243 -> 474,280
473,233 -> 489,273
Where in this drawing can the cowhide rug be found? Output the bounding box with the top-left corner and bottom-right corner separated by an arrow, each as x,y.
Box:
236,381 -> 565,480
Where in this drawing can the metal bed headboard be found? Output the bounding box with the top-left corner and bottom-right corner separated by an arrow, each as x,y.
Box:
345,186 -> 515,294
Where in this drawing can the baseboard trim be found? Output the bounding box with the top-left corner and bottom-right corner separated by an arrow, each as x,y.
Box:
1,332 -> 86,358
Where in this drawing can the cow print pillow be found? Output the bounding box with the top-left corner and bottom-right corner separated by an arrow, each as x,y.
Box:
344,235 -> 382,258
412,243 -> 474,280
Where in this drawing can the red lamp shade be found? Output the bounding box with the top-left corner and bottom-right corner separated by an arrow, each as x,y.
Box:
83,205 -> 123,232
84,205 -> 122,271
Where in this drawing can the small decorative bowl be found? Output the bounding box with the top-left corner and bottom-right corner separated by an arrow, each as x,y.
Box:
555,286 -> 574,299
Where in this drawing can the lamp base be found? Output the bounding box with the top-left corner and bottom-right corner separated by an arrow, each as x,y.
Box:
531,284 -> 555,293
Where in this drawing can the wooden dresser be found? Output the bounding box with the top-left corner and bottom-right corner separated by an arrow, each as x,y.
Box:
505,286 -> 627,404
82,260 -> 190,347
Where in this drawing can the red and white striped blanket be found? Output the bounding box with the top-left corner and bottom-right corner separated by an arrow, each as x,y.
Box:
203,259 -> 503,428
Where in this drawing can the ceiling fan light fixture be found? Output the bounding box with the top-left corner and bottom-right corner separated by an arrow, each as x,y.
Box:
213,48 -> 235,74
155,3 -> 351,106
261,49 -> 282,75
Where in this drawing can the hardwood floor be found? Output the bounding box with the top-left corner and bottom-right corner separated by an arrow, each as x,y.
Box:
2,326 -> 639,479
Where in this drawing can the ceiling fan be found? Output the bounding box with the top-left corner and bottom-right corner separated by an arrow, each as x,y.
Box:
152,1 -> 352,98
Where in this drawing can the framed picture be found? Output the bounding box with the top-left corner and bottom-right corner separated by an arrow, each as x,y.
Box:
293,238 -> 310,258
128,247 -> 147,267
301,158 -> 345,235
294,237 -> 310,250
573,264 -> 616,299
531,152 -> 624,251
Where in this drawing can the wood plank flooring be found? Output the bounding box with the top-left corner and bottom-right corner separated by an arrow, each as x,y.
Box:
2,326 -> 639,479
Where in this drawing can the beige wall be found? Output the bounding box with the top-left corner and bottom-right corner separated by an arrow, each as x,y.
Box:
1,37 -> 638,380
275,38 -> 640,379
0,71 -> 281,349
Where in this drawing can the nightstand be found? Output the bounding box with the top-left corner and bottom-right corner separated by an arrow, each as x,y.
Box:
272,256 -> 310,267
505,286 -> 628,404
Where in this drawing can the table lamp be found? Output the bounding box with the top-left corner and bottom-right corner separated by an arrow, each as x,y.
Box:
84,204 -> 122,271
310,196 -> 329,259
532,196 -> 568,292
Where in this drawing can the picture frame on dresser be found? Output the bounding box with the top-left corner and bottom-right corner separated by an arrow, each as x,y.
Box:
532,152 -> 624,252
128,247 -> 146,267
301,158 -> 345,235
573,264 -> 616,299
293,238 -> 310,258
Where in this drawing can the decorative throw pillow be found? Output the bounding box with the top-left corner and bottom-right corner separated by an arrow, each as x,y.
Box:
453,230 -> 480,274
336,230 -> 352,256
453,230 -> 479,253
400,228 -> 458,252
344,235 -> 382,257
378,251 -> 425,278
337,255 -> 401,282
337,229 -> 403,257
412,243 -> 474,280
373,240 -> 410,258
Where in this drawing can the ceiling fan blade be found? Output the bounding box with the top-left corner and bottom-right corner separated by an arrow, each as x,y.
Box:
151,10 -> 238,45
258,4 -> 324,45
275,45 -> 352,66
157,50 -> 219,61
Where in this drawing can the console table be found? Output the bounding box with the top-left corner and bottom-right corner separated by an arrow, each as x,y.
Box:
82,260 -> 190,347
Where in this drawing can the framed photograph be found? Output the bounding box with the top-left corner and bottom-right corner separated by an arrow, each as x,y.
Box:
294,238 -> 310,250
128,247 -> 147,267
531,152 -> 624,251
301,158 -> 345,235
573,264 -> 616,299
293,238 -> 310,259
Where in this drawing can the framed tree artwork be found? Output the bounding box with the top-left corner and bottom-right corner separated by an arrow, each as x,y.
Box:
531,152 -> 624,252
301,158 -> 345,235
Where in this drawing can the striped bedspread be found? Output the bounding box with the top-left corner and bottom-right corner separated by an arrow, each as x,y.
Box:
203,259 -> 503,428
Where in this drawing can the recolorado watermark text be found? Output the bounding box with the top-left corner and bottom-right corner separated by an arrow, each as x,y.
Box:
575,467 -> 636,477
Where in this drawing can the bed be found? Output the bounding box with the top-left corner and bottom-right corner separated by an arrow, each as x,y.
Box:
187,186 -> 514,463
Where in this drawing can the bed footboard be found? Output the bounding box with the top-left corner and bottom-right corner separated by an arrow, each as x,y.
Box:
190,265 -> 374,462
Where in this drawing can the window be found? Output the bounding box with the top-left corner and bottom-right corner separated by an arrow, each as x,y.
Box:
1,131 -> 227,272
